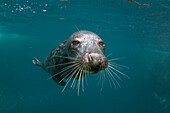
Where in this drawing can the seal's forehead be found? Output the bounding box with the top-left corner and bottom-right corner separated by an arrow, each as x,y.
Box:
71,30 -> 103,42
75,34 -> 102,42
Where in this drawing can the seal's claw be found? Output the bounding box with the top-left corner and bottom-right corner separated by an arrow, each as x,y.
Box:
32,57 -> 41,66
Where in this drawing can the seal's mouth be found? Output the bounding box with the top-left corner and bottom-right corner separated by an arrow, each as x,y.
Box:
76,53 -> 108,74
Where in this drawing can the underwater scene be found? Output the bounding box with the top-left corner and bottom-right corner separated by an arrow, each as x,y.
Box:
0,0 -> 169,113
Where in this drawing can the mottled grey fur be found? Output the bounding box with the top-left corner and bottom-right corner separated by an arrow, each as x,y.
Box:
33,30 -> 108,86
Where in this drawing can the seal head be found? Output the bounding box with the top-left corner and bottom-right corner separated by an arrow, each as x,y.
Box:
66,30 -> 108,74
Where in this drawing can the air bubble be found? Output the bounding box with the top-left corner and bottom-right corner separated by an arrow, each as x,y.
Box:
43,9 -> 47,12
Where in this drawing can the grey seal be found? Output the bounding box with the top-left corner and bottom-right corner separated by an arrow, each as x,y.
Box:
32,30 -> 108,87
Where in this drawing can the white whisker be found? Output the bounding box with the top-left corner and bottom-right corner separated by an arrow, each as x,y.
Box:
98,72 -> 102,85
47,61 -> 76,68
108,57 -> 123,61
71,67 -> 81,88
85,73 -> 88,86
108,65 -> 130,79
108,65 -> 122,80
73,68 -> 82,89
109,63 -> 122,70
84,64 -> 88,86
74,25 -> 79,31
62,66 -> 79,92
106,69 -> 117,89
107,68 -> 121,88
81,65 -> 86,92
47,64 -> 77,80
53,55 -> 76,60
77,68 -> 82,96
97,62 -> 103,81
110,62 -> 129,69
105,70 -> 112,88
96,25 -> 99,33
60,65 -> 79,83
82,71 -> 85,92
100,71 -> 105,91
106,53 -> 112,58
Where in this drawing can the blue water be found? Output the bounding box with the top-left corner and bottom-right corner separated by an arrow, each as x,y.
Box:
0,0 -> 170,113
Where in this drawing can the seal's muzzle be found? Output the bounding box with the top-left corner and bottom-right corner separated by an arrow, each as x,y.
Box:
78,53 -> 108,74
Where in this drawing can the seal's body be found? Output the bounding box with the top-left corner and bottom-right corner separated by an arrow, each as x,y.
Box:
33,30 -> 108,86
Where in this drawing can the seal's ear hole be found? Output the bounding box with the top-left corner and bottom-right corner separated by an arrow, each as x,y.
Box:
98,41 -> 105,47
71,40 -> 80,47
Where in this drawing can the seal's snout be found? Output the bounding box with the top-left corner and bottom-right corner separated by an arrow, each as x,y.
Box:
78,53 -> 108,74
87,53 -> 102,65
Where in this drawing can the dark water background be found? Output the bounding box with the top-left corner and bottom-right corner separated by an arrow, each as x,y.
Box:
0,0 -> 170,113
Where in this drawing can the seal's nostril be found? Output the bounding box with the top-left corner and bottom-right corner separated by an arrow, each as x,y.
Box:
88,55 -> 93,62
90,55 -> 93,61
88,55 -> 90,62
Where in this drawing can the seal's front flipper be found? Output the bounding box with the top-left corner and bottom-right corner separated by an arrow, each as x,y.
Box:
52,76 -> 66,86
32,57 -> 41,66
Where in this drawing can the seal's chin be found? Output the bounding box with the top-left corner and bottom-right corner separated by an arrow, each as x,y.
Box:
86,71 -> 98,74
79,63 -> 108,74
85,70 -> 101,74
83,64 -> 106,74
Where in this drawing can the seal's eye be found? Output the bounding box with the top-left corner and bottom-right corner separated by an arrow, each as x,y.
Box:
98,41 -> 105,47
71,40 -> 80,46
